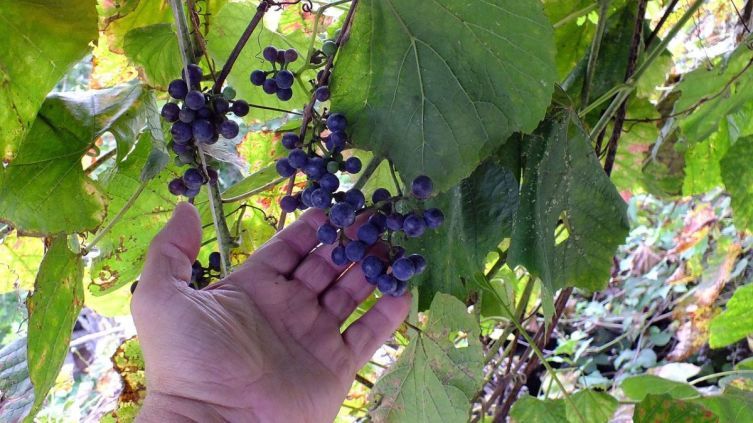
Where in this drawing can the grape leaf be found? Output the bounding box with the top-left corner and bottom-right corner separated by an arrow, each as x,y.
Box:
683,121 -> 730,195
405,157 -> 520,311
621,375 -> 700,401
544,0 -> 597,80
708,283 -> 753,348
0,0 -> 97,161
674,44 -> 753,145
510,389 -> 618,423
369,293 -> 483,423
331,0 -> 556,192
25,236 -> 84,421
721,135 -> 753,232
508,104 -> 629,313
0,84 -> 151,236
123,24 -> 182,89
206,3 -> 313,120
633,394 -> 718,423
89,132 -> 180,295
0,231 -> 43,293
0,338 -> 34,422
694,387 -> 753,423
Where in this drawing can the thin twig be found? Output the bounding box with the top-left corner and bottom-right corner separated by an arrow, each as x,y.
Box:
603,0 -> 648,176
581,0 -> 612,106
85,182 -> 147,252
222,176 -> 287,203
355,373 -> 374,389
84,149 -> 116,175
645,0 -> 679,47
213,1 -> 270,93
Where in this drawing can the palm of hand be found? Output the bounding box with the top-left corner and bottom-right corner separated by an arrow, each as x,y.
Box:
132,204 -> 410,422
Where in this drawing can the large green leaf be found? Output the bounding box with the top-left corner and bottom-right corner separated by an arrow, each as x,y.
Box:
633,394 -> 718,423
26,236 -> 84,420
721,135 -> 753,232
369,293 -> 483,423
0,231 -> 44,293
331,0 -> 556,192
123,24 -> 182,89
510,389 -> 618,423
206,3 -> 312,121
0,84 -> 150,236
89,132 -> 180,295
544,0 -> 596,81
683,121 -> 730,195
0,0 -> 97,161
101,0 -> 173,53
674,44 -> 753,144
621,375 -> 700,401
694,387 -> 753,423
406,157 -> 520,310
508,105 -> 629,311
708,283 -> 753,348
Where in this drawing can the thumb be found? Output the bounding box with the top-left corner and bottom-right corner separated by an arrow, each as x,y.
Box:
134,202 -> 202,302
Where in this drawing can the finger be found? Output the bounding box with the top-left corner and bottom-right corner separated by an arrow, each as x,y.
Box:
319,243 -> 389,323
134,202 -> 201,304
239,209 -> 327,276
291,212 -> 371,294
343,292 -> 411,368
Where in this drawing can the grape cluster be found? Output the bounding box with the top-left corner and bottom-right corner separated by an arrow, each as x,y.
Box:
249,46 -> 300,102
275,112 -> 444,296
160,64 -> 249,197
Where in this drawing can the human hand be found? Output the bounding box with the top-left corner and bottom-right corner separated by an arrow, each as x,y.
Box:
132,203 -> 411,422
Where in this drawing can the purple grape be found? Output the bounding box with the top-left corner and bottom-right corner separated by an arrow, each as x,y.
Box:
219,120 -> 240,139
345,241 -> 367,262
408,254 -> 427,274
424,208 -> 445,229
411,175 -> 434,199
185,90 -> 206,110
368,213 -> 387,233
183,168 -> 205,189
171,122 -> 193,144
357,223 -> 380,245
179,107 -> 196,123
315,86 -> 331,102
277,88 -> 293,101
276,50 -> 287,64
282,133 -> 299,149
280,195 -> 299,213
362,256 -> 385,279
168,79 -> 188,99
331,246 -> 349,266
276,158 -> 296,177
213,97 -> 230,114
403,214 -> 426,237
344,189 -> 365,210
372,188 -> 391,204
232,99 -> 249,116
172,142 -> 193,155
263,79 -> 278,94
182,64 -> 203,87
288,149 -> 308,169
392,258 -> 416,281
327,131 -> 347,151
330,202 -> 356,228
197,107 -> 212,119
192,119 -> 215,143
168,178 -> 187,196
326,113 -> 347,132
386,213 -> 404,231
251,70 -> 266,86
377,274 -> 397,295
344,157 -> 362,174
208,252 -> 221,271
317,223 -> 338,245
276,70 -> 295,90
284,48 -> 299,63
319,173 -> 340,192
207,167 -> 219,184
185,186 -> 201,198
303,157 -> 326,180
301,186 -> 316,207
393,280 -> 408,297
263,46 -> 278,62
310,188 -> 332,209
161,102 -> 180,122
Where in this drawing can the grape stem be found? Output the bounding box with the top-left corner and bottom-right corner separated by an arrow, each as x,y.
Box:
353,155 -> 383,191
212,1 -> 270,93
387,160 -> 403,196
222,176 -> 288,203
276,0 -> 361,231
169,0 -> 234,277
